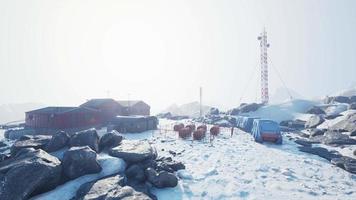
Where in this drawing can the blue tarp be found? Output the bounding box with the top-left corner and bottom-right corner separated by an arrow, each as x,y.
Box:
241,117 -> 259,133
251,119 -> 282,144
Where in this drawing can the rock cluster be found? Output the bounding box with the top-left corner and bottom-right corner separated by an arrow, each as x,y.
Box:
0,128 -> 184,200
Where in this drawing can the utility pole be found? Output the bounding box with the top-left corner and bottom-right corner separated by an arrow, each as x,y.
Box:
258,28 -> 270,104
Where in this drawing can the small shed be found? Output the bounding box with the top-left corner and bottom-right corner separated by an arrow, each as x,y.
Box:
108,115 -> 158,133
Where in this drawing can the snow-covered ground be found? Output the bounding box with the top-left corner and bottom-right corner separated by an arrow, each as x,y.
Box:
148,120 -> 355,200
243,99 -> 317,123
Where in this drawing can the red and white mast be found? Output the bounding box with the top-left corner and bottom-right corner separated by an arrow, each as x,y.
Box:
258,28 -> 270,104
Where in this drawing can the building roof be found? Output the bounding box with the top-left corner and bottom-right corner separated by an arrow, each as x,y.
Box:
116,100 -> 149,108
80,98 -> 117,109
26,106 -> 97,114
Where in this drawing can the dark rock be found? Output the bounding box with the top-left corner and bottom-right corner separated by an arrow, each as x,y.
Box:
354,150 -> 356,156
325,114 -> 342,120
14,147 -> 37,158
127,181 -> 157,200
62,146 -> 102,180
126,164 -> 146,182
349,103 -> 356,110
145,168 -> 178,188
322,131 -> 356,146
0,149 -> 62,200
109,140 -> 157,163
280,120 -> 306,130
0,141 -> 7,148
305,115 -> 325,129
350,96 -> 356,103
330,112 -> 356,134
156,158 -> 185,172
45,131 -> 70,152
74,175 -> 152,200
99,130 -> 123,152
70,129 -> 99,152
239,103 -> 262,113
294,139 -> 313,147
331,156 -> 356,174
139,159 -> 158,170
208,107 -> 219,115
333,96 -> 350,104
306,106 -> 325,115
10,135 -> 52,156
298,146 -> 342,161
309,129 -> 326,137
227,108 -> 240,115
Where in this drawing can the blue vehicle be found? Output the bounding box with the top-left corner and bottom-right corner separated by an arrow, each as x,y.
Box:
241,117 -> 259,133
251,119 -> 282,144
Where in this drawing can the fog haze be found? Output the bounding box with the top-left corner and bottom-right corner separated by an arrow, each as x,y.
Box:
1,0 -> 356,113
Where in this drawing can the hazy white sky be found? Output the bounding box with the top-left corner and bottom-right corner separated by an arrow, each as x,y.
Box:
1,0 -> 355,112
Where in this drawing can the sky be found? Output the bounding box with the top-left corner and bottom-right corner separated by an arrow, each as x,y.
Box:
0,0 -> 356,113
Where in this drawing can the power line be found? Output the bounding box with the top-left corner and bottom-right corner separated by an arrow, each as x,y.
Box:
269,58 -> 293,100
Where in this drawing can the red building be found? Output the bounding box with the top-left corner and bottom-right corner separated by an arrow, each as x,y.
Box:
25,98 -> 151,131
25,107 -> 101,129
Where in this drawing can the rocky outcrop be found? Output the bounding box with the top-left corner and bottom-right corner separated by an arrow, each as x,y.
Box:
62,146 -> 102,180
99,130 -> 123,152
109,140 -> 157,163
330,112 -> 356,136
306,106 -> 325,115
0,149 -> 62,200
348,102 -> 356,110
280,119 -> 306,130
145,168 -> 178,188
10,135 -> 52,156
45,131 -> 70,152
298,146 -> 342,161
309,128 -> 326,137
305,115 -> 325,129
70,129 -> 99,152
331,156 -> 356,174
74,175 -> 152,200
126,164 -> 146,182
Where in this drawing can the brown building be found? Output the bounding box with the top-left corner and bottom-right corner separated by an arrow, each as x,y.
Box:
116,100 -> 150,116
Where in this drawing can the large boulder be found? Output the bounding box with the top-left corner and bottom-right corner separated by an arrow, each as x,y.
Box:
330,112 -> 356,136
45,131 -> 70,152
99,130 -> 123,152
126,164 -> 146,183
331,156 -> 356,174
305,115 -> 325,129
298,146 -> 342,161
145,168 -> 178,188
322,131 -> 356,146
333,96 -> 350,104
350,96 -> 356,103
309,128 -> 326,137
10,135 -> 52,156
156,157 -> 185,172
349,103 -> 356,110
306,106 -> 325,115
70,129 -> 99,152
109,140 -> 157,163
280,119 -> 306,130
207,107 -> 219,115
62,146 -> 102,180
0,149 -> 62,200
74,175 -> 151,200
239,103 -> 262,113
